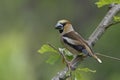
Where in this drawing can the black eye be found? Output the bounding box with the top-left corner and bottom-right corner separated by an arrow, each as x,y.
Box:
61,23 -> 66,27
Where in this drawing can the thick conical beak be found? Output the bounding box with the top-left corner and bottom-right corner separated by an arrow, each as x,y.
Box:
55,23 -> 63,29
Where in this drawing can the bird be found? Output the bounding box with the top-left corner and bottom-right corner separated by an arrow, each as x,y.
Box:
55,19 -> 102,63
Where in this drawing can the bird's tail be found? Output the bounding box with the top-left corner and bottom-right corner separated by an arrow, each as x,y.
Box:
84,44 -> 102,63
93,54 -> 102,63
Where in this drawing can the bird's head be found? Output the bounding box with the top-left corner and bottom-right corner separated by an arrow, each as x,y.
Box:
55,19 -> 74,34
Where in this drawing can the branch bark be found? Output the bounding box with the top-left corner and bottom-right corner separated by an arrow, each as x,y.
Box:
52,4 -> 120,80
88,4 -> 120,46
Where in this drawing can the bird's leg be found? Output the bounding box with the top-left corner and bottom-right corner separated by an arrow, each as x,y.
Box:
58,48 -> 87,71
58,48 -> 71,68
58,48 -> 74,78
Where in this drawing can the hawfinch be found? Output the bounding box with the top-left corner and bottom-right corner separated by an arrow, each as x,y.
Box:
55,19 -> 102,63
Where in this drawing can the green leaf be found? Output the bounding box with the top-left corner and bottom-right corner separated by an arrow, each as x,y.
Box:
38,44 -> 58,54
77,68 -> 96,73
114,16 -> 120,22
74,70 -> 82,80
38,44 -> 60,65
72,68 -> 96,80
95,0 -> 107,7
46,54 -> 60,65
95,0 -> 120,8
63,48 -> 73,56
58,48 -> 73,60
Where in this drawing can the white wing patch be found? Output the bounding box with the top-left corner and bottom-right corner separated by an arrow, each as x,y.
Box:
63,37 -> 76,45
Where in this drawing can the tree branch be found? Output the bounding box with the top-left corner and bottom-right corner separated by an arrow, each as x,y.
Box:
52,4 -> 120,80
88,4 -> 120,46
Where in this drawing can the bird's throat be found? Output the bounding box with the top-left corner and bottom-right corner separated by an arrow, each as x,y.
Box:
59,30 -> 63,33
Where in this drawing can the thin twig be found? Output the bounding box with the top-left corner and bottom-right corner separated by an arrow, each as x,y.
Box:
48,42 -> 120,62
47,43 -> 64,58
96,53 -> 120,61
47,43 -> 69,64
47,43 -> 70,80
106,21 -> 120,29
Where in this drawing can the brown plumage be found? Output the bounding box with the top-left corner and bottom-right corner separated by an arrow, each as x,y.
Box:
55,19 -> 102,63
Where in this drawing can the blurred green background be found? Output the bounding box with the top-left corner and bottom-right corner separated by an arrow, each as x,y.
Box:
0,0 -> 120,80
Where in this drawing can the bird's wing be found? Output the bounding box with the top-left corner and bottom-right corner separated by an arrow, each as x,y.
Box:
62,31 -> 94,56
62,31 -> 102,63
63,31 -> 85,45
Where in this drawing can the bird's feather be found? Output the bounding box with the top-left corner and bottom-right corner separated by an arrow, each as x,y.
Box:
62,31 -> 92,54
56,19 -> 102,63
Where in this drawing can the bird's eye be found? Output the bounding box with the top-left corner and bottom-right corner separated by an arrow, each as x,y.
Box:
61,23 -> 66,27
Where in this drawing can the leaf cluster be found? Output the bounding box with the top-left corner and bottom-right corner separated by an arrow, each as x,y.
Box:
38,44 -> 96,79
96,0 -> 120,7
